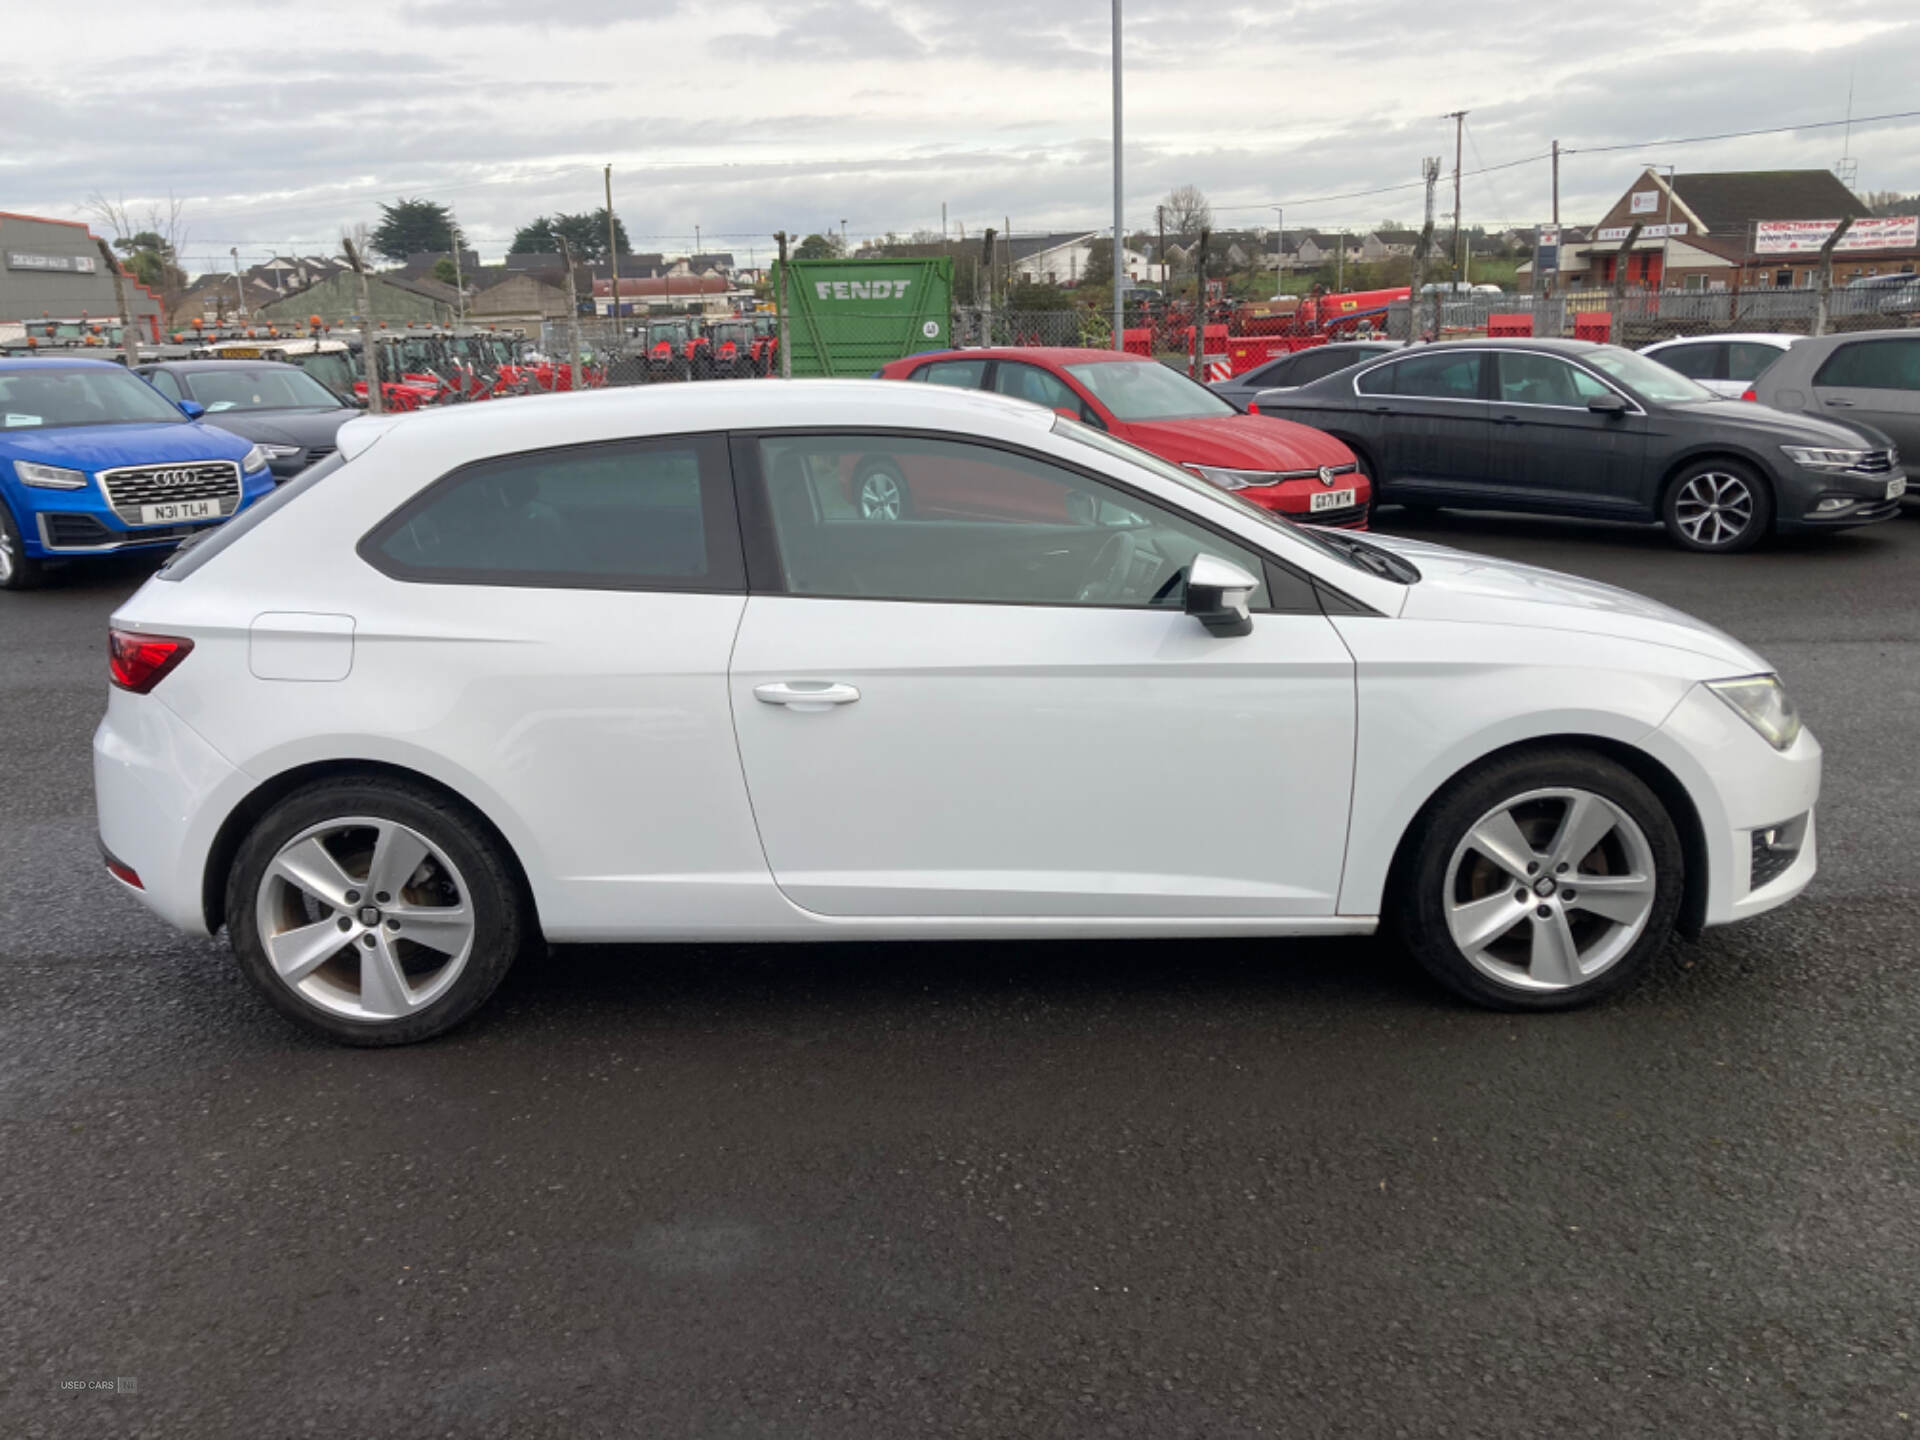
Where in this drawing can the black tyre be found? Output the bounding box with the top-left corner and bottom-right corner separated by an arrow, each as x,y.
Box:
226,778 -> 531,1045
0,499 -> 47,590
1389,747 -> 1683,1011
1662,458 -> 1772,553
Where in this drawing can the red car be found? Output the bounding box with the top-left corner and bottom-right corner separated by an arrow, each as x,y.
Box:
876,346 -> 1369,527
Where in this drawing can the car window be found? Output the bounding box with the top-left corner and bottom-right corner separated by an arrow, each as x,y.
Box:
1359,351 -> 1483,400
1245,354 -> 1297,387
185,366 -> 343,411
362,436 -> 743,591
913,359 -> 987,389
992,361 -> 1082,413
1727,342 -> 1787,383
1813,339 -> 1920,392
0,365 -> 189,428
755,433 -> 1269,611
1062,360 -> 1235,419
1497,352 -> 1607,407
1290,348 -> 1372,384
1651,343 -> 1724,382
1582,347 -> 1713,403
144,369 -> 184,402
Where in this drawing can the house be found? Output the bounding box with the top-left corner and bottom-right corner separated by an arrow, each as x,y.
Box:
1359,230 -> 1423,262
689,252 -> 736,275
1517,168 -> 1915,290
1007,231 -> 1154,286
257,271 -> 459,325
592,273 -> 736,317
469,270 -> 577,326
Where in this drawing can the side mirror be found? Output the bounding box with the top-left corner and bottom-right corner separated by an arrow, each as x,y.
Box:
1185,553 -> 1259,637
178,400 -> 206,420
1586,391 -> 1628,416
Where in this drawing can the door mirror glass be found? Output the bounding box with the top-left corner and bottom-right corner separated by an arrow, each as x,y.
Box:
1184,553 -> 1259,636
1586,391 -> 1628,415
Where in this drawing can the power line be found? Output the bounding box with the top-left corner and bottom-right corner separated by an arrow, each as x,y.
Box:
1561,106 -> 1920,155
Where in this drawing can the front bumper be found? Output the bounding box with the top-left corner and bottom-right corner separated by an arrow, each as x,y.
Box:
14,466 -> 273,557
1774,462 -> 1906,533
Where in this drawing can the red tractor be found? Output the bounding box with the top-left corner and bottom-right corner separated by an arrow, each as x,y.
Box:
704,319 -> 759,378
645,318 -> 702,380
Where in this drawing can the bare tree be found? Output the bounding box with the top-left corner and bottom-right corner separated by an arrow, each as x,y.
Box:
82,190 -> 190,317
1162,185 -> 1213,240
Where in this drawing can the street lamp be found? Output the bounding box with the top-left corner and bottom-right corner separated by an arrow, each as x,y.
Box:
1111,0 -> 1125,350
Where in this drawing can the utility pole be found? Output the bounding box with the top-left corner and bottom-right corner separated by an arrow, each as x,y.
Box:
1445,110 -> 1467,284
94,234 -> 136,360
941,202 -> 947,242
1111,0 -> 1125,350
1272,206 -> 1284,293
1551,140 -> 1561,227
981,227 -> 997,340
230,246 -> 246,318
556,234 -> 585,390
1190,228 -> 1209,381
773,231 -> 792,379
1417,157 -> 1441,339
1813,216 -> 1856,336
840,219 -> 848,254
1336,228 -> 1346,293
605,164 -> 620,334
1157,205 -> 1166,298
451,220 -> 466,327
341,236 -> 383,413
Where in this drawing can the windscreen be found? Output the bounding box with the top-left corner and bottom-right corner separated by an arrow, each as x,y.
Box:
1583,347 -> 1715,404
1063,360 -> 1236,421
187,367 -> 342,411
0,365 -> 187,429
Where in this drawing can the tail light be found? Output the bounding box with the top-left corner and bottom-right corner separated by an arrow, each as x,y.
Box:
1740,387 -> 1758,402
108,629 -> 193,693
1247,402 -> 1260,415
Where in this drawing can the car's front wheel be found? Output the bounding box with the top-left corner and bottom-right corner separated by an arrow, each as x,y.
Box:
1392,749 -> 1683,1010
0,500 -> 47,590
227,778 -> 529,1045
1663,460 -> 1772,552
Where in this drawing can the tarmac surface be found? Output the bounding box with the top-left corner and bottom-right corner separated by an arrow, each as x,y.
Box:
4,506 -> 1917,1437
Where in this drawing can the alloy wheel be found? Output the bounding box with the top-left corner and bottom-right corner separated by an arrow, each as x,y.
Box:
253,816 -> 476,1021
1673,471 -> 1754,548
0,531 -> 13,585
1442,787 -> 1658,993
858,470 -> 903,521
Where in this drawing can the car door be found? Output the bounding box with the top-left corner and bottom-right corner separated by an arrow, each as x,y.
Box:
1352,349 -> 1491,499
1485,351 -> 1650,513
1809,337 -> 1920,457
727,430 -> 1356,919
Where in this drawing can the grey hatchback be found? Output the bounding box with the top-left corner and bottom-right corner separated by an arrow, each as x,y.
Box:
1252,339 -> 1906,552
1750,329 -> 1919,474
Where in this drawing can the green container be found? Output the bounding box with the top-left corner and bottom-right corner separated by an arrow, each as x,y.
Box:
773,257 -> 953,376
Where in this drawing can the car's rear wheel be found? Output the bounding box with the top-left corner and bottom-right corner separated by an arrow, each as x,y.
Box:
1663,460 -> 1772,552
1391,749 -> 1683,1010
227,779 -> 529,1046
0,500 -> 47,590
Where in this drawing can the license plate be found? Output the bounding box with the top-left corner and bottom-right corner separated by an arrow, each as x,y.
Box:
1889,476 -> 1908,501
1309,487 -> 1357,513
138,499 -> 218,525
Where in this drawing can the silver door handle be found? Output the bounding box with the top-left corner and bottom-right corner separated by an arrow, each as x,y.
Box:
1824,398 -> 1854,407
753,681 -> 861,711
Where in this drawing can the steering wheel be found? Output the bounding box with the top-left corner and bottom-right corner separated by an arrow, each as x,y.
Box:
1075,530 -> 1137,603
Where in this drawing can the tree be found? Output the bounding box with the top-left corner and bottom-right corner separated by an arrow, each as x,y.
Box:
432,257 -> 460,287
1162,185 -> 1212,240
1082,237 -> 1114,288
793,233 -> 843,261
83,191 -> 189,313
371,198 -> 455,263
510,210 -> 629,262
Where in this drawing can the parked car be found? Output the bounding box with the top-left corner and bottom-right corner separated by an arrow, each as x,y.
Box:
1252,339 -> 1904,552
878,347 -> 1370,528
136,360 -> 358,480
0,358 -> 273,589
94,380 -> 1820,1043
1639,334 -> 1797,401
1749,329 -> 1920,466
1209,341 -> 1402,411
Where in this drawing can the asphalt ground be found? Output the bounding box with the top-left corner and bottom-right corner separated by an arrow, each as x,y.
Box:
3,507 -> 1917,1438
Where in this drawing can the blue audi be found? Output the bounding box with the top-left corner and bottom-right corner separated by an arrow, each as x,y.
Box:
0,357 -> 274,590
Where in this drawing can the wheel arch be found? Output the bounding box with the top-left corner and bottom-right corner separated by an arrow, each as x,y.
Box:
1382,733 -> 1710,939
1654,445 -> 1777,512
200,758 -> 541,937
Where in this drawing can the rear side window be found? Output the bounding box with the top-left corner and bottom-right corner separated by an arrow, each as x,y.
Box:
1290,348 -> 1372,384
1814,338 -> 1920,392
913,359 -> 987,388
360,435 -> 744,591
1727,342 -> 1787,382
1653,343 -> 1725,381
1358,352 -> 1483,399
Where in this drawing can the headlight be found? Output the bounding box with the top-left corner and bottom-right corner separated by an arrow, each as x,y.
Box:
14,460 -> 88,489
1781,445 -> 1873,472
1182,463 -> 1280,491
259,444 -> 304,460
240,444 -> 271,473
1707,674 -> 1802,751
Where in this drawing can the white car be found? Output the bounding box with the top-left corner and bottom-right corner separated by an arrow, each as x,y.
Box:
94,381 -> 1820,1044
1639,333 -> 1797,400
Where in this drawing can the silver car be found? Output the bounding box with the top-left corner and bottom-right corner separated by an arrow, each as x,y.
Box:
1750,329 -> 1920,465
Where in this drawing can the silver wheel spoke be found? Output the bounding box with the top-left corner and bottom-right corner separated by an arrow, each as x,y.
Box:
266,918 -> 352,982
368,822 -> 431,901
1528,909 -> 1583,987
1548,792 -> 1616,871
385,903 -> 473,957
1449,890 -> 1530,954
1467,810 -> 1539,883
358,936 -> 415,1018
1566,873 -> 1655,924
272,837 -> 359,910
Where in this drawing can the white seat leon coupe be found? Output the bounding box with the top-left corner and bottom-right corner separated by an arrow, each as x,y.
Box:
94,380 -> 1820,1044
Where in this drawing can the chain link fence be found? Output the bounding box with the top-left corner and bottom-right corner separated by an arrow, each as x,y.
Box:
1387,284 -> 1918,345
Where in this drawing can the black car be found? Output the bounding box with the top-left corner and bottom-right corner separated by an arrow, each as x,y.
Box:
1252,338 -> 1905,552
135,360 -> 359,481
1208,340 -> 1402,412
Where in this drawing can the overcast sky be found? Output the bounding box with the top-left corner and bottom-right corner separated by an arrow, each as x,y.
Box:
4,0 -> 1916,272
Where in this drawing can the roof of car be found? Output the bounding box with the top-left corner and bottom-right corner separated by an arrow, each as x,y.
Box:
139,358 -> 306,372
1642,333 -> 1796,350
908,347 -> 1153,366
0,356 -> 125,372
1410,338 -> 1606,353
